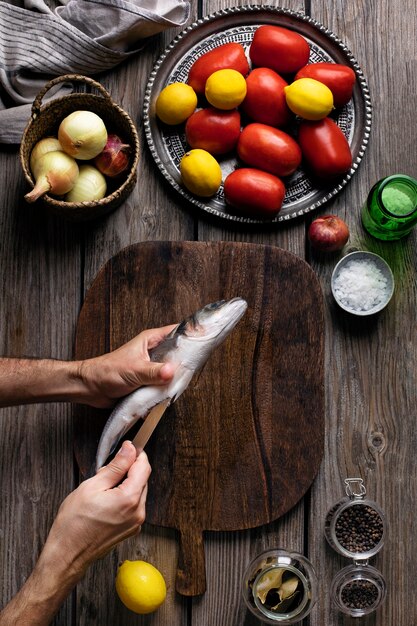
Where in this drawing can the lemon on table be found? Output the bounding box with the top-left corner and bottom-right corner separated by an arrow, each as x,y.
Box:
155,82 -> 197,125
180,149 -> 222,197
115,559 -> 167,614
284,77 -> 334,120
205,69 -> 247,110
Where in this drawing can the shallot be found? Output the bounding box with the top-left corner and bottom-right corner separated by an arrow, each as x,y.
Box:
94,134 -> 130,178
308,215 -> 349,252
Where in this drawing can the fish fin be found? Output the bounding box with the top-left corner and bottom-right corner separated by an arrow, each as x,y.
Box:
168,365 -> 195,403
192,363 -> 207,386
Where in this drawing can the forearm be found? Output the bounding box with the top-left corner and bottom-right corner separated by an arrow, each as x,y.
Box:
0,326 -> 177,410
0,548 -> 84,626
0,358 -> 85,407
0,444 -> 149,625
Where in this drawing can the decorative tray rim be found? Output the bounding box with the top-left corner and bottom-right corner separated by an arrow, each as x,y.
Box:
143,5 -> 372,225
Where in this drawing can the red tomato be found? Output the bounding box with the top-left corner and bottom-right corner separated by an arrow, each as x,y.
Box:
224,168 -> 285,218
187,43 -> 249,94
185,108 -> 241,155
298,118 -> 352,179
240,68 -> 292,128
237,123 -> 302,177
295,63 -> 356,107
250,25 -> 310,74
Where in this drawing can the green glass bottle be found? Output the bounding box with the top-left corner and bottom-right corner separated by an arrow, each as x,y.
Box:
361,174 -> 417,240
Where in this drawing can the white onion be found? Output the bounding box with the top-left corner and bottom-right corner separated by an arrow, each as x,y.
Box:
30,137 -> 63,173
58,110 -> 108,160
65,164 -> 107,203
25,151 -> 79,203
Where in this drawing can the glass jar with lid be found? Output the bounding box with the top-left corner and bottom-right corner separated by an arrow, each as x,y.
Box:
242,548 -> 318,624
330,562 -> 387,617
324,477 -> 386,560
325,478 -> 387,617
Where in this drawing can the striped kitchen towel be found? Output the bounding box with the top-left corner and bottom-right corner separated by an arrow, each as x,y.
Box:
0,0 -> 191,143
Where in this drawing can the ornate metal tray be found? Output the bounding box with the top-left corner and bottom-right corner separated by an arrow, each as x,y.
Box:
143,6 -> 372,224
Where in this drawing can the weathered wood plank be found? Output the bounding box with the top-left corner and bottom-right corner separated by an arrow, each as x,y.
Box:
194,2 -> 310,625
1,0 -> 416,624
0,147 -> 82,625
308,0 -> 417,624
75,13 -> 199,626
79,24 -> 197,286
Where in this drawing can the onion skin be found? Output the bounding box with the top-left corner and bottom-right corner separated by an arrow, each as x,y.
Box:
308,215 -> 350,252
25,151 -> 79,203
30,137 -> 63,174
65,165 -> 107,203
94,134 -> 131,178
58,111 -> 108,160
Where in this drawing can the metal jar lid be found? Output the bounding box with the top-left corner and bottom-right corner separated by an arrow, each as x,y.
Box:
324,478 -> 386,560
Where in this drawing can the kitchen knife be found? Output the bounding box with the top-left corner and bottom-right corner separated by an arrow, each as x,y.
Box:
132,398 -> 171,451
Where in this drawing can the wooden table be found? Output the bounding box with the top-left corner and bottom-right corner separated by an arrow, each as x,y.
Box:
0,1 -> 416,624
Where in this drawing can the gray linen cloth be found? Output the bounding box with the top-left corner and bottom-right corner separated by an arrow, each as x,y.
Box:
0,0 -> 191,143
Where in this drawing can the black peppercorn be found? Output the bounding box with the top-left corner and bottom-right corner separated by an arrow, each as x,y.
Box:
341,579 -> 379,609
335,504 -> 383,553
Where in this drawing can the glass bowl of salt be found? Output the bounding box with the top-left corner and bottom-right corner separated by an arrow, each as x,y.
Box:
331,251 -> 394,316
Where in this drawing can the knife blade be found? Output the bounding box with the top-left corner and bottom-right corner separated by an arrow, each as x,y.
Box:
132,398 -> 171,452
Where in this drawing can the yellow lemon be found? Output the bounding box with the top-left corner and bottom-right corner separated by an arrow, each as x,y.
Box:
115,560 -> 166,614
284,78 -> 334,120
205,69 -> 247,110
155,83 -> 197,125
180,149 -> 222,197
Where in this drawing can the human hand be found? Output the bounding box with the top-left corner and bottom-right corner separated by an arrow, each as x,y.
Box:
0,442 -> 150,626
77,325 -> 177,408
42,441 -> 150,576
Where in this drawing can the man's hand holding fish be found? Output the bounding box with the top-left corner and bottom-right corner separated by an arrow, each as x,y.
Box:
75,324 -> 177,408
0,325 -> 176,409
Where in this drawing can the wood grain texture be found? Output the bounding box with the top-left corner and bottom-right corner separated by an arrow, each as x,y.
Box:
0,147 -> 82,626
196,1 -> 311,623
0,0 -> 416,623
74,241 -> 325,597
74,12 -> 200,625
307,0 -> 417,625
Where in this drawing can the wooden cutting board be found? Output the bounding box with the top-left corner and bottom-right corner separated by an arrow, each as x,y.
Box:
74,241 -> 325,596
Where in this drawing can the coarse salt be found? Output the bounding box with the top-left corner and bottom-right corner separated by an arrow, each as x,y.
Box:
333,259 -> 390,312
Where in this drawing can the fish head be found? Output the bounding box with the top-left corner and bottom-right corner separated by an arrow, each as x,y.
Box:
182,297 -> 248,340
174,297 -> 248,369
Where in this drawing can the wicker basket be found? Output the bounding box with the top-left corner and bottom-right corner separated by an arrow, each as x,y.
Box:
20,74 -> 140,221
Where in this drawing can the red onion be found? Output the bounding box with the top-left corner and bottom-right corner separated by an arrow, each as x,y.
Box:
308,215 -> 350,252
94,134 -> 130,178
